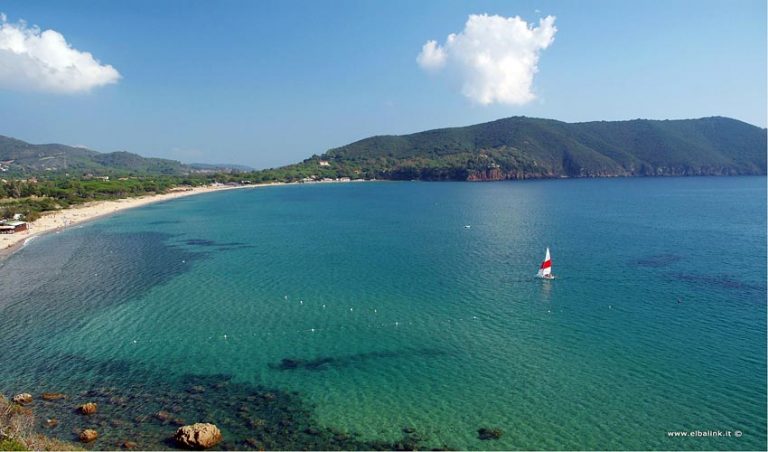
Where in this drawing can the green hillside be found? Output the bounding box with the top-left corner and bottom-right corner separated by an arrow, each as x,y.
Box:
301,116 -> 765,181
0,135 -> 188,177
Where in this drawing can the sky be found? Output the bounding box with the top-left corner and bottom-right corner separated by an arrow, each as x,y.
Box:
0,0 -> 765,169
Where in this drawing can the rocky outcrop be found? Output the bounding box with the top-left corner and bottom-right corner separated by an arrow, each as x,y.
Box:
174,423 -> 222,449
467,168 -> 506,181
11,393 -> 32,405
78,402 -> 98,415
79,429 -> 99,443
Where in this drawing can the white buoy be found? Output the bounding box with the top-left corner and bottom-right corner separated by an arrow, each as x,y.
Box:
300,300 -> 303,305
223,334 -> 228,340
322,304 -> 326,308
349,308 -> 353,312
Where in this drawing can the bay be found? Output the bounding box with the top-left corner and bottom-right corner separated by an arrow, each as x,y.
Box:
0,177 -> 764,450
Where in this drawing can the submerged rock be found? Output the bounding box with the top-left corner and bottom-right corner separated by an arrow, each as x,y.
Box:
477,427 -> 503,440
244,438 -> 264,450
120,440 -> 138,449
45,418 -> 59,428
247,417 -> 265,429
12,393 -> 32,405
174,423 -> 222,449
79,429 -> 99,443
78,402 -> 98,415
41,392 -> 66,401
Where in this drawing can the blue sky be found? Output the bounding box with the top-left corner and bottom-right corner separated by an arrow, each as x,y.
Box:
0,0 -> 765,168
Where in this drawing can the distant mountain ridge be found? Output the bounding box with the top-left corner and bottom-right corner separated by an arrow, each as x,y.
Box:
0,135 -> 188,176
311,116 -> 766,180
189,162 -> 255,173
2,116 -> 765,181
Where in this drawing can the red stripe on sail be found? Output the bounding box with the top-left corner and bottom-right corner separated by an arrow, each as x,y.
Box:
540,260 -> 551,269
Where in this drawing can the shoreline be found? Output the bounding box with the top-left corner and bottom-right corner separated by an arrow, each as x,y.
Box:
0,182 -> 284,260
0,178 -> 375,261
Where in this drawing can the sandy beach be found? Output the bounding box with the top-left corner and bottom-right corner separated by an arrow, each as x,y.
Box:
0,183 -> 279,259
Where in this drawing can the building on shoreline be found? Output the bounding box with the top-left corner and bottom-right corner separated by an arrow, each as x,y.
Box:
0,220 -> 28,234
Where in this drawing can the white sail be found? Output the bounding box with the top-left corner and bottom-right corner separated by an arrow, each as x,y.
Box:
536,247 -> 552,278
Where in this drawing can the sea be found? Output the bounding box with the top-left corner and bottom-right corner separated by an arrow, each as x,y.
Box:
0,176 -> 765,450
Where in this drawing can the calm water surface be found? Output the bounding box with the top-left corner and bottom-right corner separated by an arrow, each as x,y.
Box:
0,177 -> 765,450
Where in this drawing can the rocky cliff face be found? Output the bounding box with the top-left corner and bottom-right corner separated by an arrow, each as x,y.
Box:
466,168 -> 558,181
464,164 -> 757,181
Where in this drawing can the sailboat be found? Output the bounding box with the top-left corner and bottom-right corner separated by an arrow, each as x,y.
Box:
536,247 -> 555,279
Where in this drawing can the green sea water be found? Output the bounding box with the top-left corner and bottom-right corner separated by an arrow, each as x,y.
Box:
0,177 -> 765,450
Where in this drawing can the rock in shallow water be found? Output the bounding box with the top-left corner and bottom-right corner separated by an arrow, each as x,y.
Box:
78,402 -> 98,415
154,410 -> 171,422
477,427 -> 503,440
174,423 -> 222,449
12,393 -> 32,404
41,392 -> 66,401
80,429 -> 99,443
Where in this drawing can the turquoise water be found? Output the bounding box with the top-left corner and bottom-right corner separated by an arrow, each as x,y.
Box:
0,177 -> 765,450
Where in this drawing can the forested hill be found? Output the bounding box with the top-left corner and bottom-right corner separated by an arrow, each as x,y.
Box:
308,116 -> 766,180
0,135 -> 190,177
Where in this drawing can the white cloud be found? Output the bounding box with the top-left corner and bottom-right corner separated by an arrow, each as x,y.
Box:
416,40 -> 447,71
417,14 -> 557,105
0,14 -> 120,93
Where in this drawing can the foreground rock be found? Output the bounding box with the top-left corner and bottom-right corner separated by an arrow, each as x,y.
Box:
12,393 -> 32,404
78,402 -> 98,415
174,423 -> 222,449
79,429 -> 99,443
